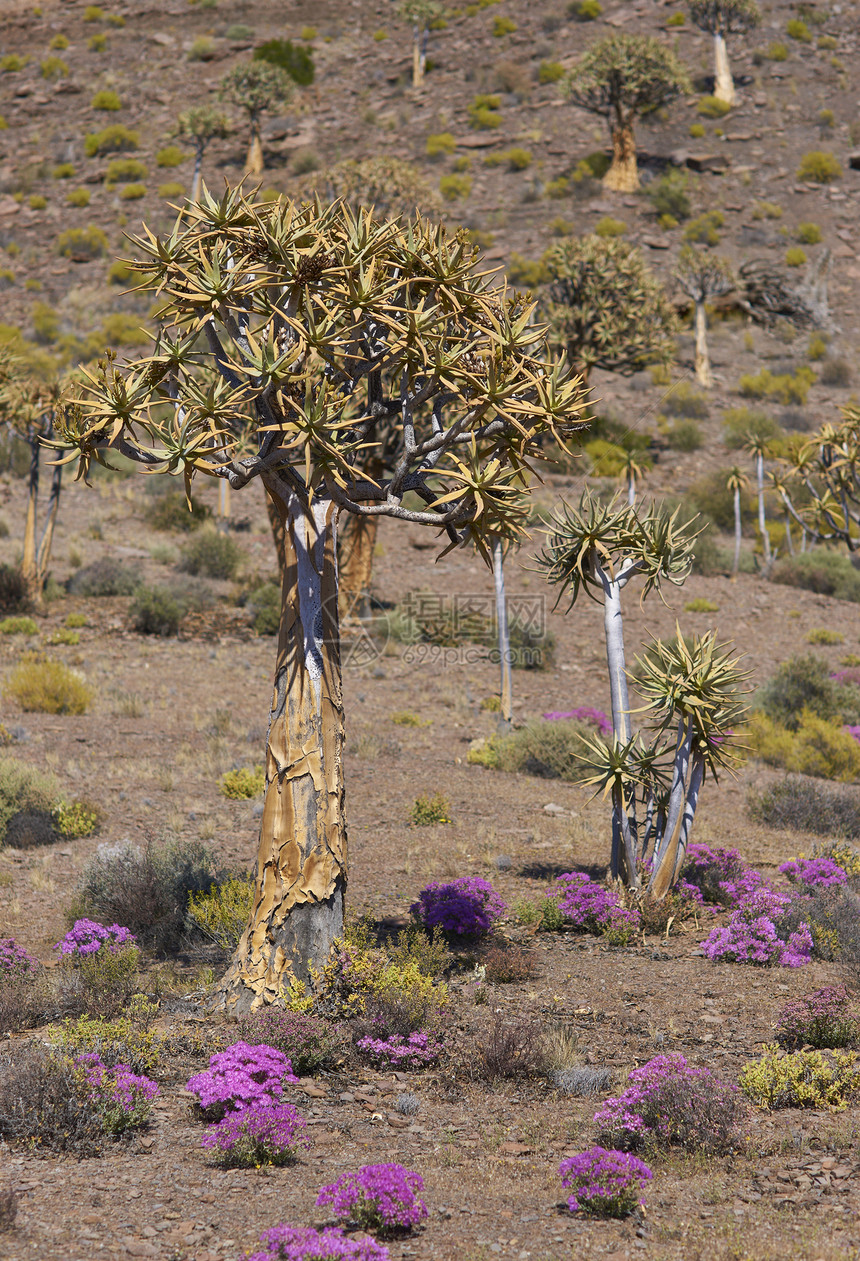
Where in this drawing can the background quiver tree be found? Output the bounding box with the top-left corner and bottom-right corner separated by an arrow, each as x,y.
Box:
688,0 -> 761,106
537,493 -> 746,892
50,188 -> 590,1012
544,235 -> 677,383
674,246 -> 735,388
173,106 -> 231,203
774,406 -> 860,555
0,352 -> 66,610
725,465 -> 750,576
220,62 -> 293,176
743,430 -> 773,569
309,157 -> 443,224
564,34 -> 692,191
397,0 -> 445,89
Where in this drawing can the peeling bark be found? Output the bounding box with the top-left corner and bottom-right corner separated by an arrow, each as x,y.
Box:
337,511 -> 378,623
604,124 -> 639,192
212,480 -> 346,1013
713,33 -> 735,106
694,300 -> 713,388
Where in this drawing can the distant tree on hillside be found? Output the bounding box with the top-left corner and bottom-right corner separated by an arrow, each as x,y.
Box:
565,34 -> 692,191
220,62 -> 293,175
397,0 -> 446,88
174,106 -> 231,203
688,0 -> 761,106
674,246 -> 735,388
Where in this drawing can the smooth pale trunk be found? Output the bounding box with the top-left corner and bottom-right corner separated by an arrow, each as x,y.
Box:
213,481 -> 346,1013
732,487 -> 742,576
784,515 -> 794,556
627,472 -> 636,508
190,150 -> 204,204
713,33 -> 735,106
602,575 -> 632,744
694,300 -> 713,388
21,438 -> 39,606
412,27 -> 424,87
668,754 -> 704,886
604,124 -> 639,192
337,511 -> 379,623
218,479 -> 231,527
245,122 -> 264,176
756,452 -> 771,565
492,539 -> 513,731
611,781 -> 638,888
648,719 -> 691,898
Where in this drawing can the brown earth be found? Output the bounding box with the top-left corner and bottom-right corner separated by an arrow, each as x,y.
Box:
2,0 -> 860,1258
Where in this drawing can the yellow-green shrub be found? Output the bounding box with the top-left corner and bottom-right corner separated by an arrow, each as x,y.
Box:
786,246 -> 807,267
84,124 -> 138,156
440,173 -> 472,200
538,60 -> 565,84
156,146 -> 184,168
91,89 -> 121,111
748,710 -> 860,781
53,800 -> 100,837
66,188 -> 91,208
4,656 -> 93,715
697,94 -> 731,117
158,182 -> 184,199
187,875 -> 254,949
312,925 -> 448,1021
219,765 -> 265,799
41,56 -> 69,80
48,1002 -> 163,1074
0,616 -> 37,636
798,221 -> 822,244
797,151 -> 842,183
740,1044 -> 860,1110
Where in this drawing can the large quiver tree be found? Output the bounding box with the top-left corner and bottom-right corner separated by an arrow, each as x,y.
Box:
774,406 -> 860,551
688,0 -> 761,106
51,189 -> 590,1012
544,235 -> 677,382
565,34 -> 692,192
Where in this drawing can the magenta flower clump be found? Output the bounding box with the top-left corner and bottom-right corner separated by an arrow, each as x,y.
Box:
316,1163 -> 428,1236
201,1102 -> 310,1167
74,1052 -> 159,1134
594,1053 -> 739,1152
247,1224 -> 390,1261
186,1041 -> 299,1119
559,1146 -> 652,1216
53,919 -> 136,957
355,1031 -> 442,1070
700,885 -> 813,968
779,856 -> 848,888
410,876 -> 506,936
0,937 -> 39,978
776,985 -> 859,1050
548,871 -> 640,934
542,707 -> 612,735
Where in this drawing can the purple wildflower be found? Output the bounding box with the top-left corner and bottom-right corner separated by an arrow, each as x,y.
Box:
247,1224 -> 390,1261
201,1102 -> 310,1167
776,985 -> 859,1049
559,1146 -> 652,1217
0,937 -> 39,978
700,885 -> 812,968
53,919 -> 136,958
316,1164 -> 428,1236
355,1031 -> 442,1069
73,1052 -> 159,1134
779,856 -> 848,888
594,1053 -> 739,1152
186,1041 -> 299,1119
548,871 -> 640,935
410,877 -> 506,936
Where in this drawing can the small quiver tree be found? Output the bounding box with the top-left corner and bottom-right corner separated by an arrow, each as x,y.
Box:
537,493 -> 747,892
397,0 -> 445,89
544,235 -> 677,383
51,188 -> 590,1012
0,353 -> 65,610
565,34 -> 692,192
743,430 -> 772,568
174,106 -> 231,204
674,246 -> 734,388
688,0 -> 761,107
220,62 -> 293,176
774,407 -> 860,556
725,465 -> 749,576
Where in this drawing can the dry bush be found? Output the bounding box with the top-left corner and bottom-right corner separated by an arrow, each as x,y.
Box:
480,942 -> 537,984
475,1013 -> 550,1080
4,657 -> 93,715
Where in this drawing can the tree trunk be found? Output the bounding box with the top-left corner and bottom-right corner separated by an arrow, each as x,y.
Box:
694,300 -> 713,388
337,510 -> 378,623
212,481 -> 346,1013
266,491 -> 286,570
20,435 -> 43,610
492,538 -> 513,732
627,472 -> 636,507
412,26 -> 423,88
732,487 -> 742,576
756,452 -> 771,566
191,149 -> 204,204
713,33 -> 735,106
601,571 -> 632,744
218,479 -> 231,532
604,123 -> 639,192
245,119 -> 264,177
648,719 -> 692,899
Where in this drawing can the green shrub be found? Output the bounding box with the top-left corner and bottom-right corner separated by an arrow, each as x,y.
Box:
155,145 -> 184,169
764,41 -> 788,60
158,182 -> 184,199
0,757 -> 61,846
129,586 -> 184,637
105,158 -> 146,184
538,60 -> 565,84
53,800 -> 100,838
254,38 -> 315,85
67,558 -> 140,597
187,875 -> 254,949
4,656 -> 92,715
817,34 -> 837,50
786,18 -> 812,42
426,132 -> 456,158
786,246 -> 807,267
484,147 -> 532,170
468,94 -> 502,130
440,173 -> 472,200
685,598 -> 718,613
697,95 -> 731,118
84,4 -> 105,18
50,33 -> 70,49
544,176 -> 570,199
689,122 -> 706,138
0,55 -> 27,72
666,11 -> 685,25
83,124 -> 139,156
244,580 -> 280,635
410,792 -> 452,826
666,420 -> 703,451
797,151 -> 842,183
752,201 -> 782,220
665,381 -> 709,420
40,56 -> 69,80
144,488 -> 212,532
91,90 -> 122,111
0,616 -> 37,636
740,1045 -> 860,1109
52,163 -> 75,180
755,652 -> 846,730
570,0 -> 602,17
749,779 -> 860,841
748,711 -> 860,782
738,366 -> 814,405
89,32 -> 108,51
806,628 -> 844,645
28,195 -> 47,211
647,169 -> 693,222
772,551 -> 860,603
178,528 -> 242,580
721,406 -> 780,448
56,226 -> 109,260
118,182 -> 145,201
219,766 -> 265,800
492,15 -> 516,34
797,221 -> 823,244
468,718 -> 593,780
66,188 -> 91,208
47,1004 -> 164,1075
188,36 -> 216,61
594,216 -> 627,238
683,210 -> 725,246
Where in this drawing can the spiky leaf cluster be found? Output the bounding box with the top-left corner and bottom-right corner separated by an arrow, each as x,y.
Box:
688,0 -> 761,35
537,492 -> 700,606
775,406 -> 860,550
674,245 -> 735,305
174,106 -> 231,152
220,62 -> 293,122
51,189 -> 590,557
310,157 -> 442,224
565,33 -> 692,123
0,350 -> 63,440
544,236 -> 677,377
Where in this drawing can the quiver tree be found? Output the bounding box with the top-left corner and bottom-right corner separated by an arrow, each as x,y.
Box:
674,246 -> 734,388
220,62 -> 293,176
565,34 -> 692,192
174,106 -> 231,203
51,188 -> 590,1012
743,431 -> 772,568
0,353 -> 65,610
544,235 -> 677,382
774,406 -> 860,554
537,493 -> 746,891
688,0 -> 761,106
397,0 -> 445,89
725,465 -> 749,576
